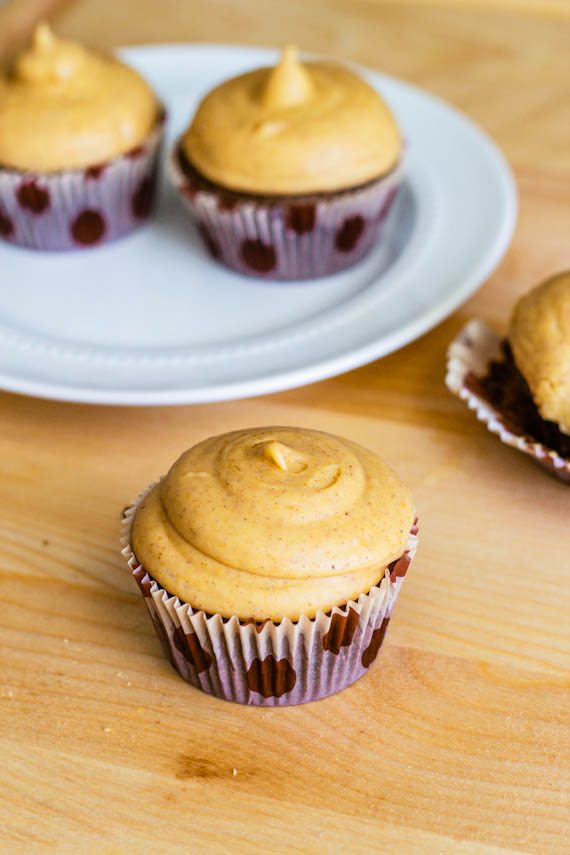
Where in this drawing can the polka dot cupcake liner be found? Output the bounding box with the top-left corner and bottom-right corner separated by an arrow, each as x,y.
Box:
0,113 -> 165,252
168,143 -> 404,280
121,485 -> 419,706
446,319 -> 570,484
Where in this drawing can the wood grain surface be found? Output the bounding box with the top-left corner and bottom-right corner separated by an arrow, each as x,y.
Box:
1,2 -> 570,853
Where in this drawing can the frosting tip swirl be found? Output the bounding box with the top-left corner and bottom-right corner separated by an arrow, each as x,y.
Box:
258,439 -> 308,473
260,44 -> 315,110
34,23 -> 55,52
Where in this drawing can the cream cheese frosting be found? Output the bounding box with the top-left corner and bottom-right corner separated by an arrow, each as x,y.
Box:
0,24 -> 159,172
182,45 -> 402,195
510,271 -> 570,435
132,427 -> 414,621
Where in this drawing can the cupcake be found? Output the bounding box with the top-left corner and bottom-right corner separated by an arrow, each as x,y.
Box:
122,427 -> 418,706
0,24 -> 164,251
169,46 -> 404,280
446,271 -> 570,483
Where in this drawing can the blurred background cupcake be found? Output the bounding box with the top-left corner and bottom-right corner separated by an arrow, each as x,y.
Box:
122,426 -> 418,706
170,45 -> 404,280
506,272 -> 570,457
447,271 -> 570,482
0,24 -> 165,251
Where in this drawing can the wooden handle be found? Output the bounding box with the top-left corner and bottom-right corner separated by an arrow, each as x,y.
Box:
0,0 -> 72,63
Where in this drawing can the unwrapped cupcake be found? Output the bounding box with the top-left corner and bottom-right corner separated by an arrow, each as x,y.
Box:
170,46 -> 404,279
122,427 -> 418,706
0,24 -> 164,251
446,271 -> 570,483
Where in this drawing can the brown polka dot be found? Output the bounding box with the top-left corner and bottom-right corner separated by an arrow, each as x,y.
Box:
246,655 -> 296,698
85,164 -> 106,180
131,174 -> 156,220
137,575 -> 154,598
322,607 -> 360,655
71,210 -> 106,246
126,144 -> 144,159
388,552 -> 411,582
286,203 -> 316,234
198,223 -> 221,259
0,208 -> 13,237
182,182 -> 197,201
241,239 -> 277,273
217,192 -> 238,212
16,180 -> 50,214
362,617 -> 390,668
335,215 -> 365,252
411,517 -> 419,537
172,626 -> 212,673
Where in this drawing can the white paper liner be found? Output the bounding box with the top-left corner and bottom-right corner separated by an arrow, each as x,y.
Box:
168,141 -> 405,280
121,484 -> 419,706
446,319 -> 570,483
0,113 -> 165,251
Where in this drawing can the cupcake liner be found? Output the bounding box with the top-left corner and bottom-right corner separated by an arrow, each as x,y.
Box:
0,113 -> 166,251
121,485 -> 419,706
446,319 -> 570,484
168,144 -> 404,280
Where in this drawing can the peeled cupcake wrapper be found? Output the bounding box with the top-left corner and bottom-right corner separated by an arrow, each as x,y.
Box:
446,319 -> 570,484
168,143 -> 405,280
0,113 -> 166,251
121,484 -> 419,706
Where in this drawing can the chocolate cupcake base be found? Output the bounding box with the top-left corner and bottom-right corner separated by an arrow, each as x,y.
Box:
169,145 -> 404,281
122,488 -> 418,706
0,113 -> 165,252
446,320 -> 570,484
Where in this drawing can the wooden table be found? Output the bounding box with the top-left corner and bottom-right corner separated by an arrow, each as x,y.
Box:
1,2 -> 569,852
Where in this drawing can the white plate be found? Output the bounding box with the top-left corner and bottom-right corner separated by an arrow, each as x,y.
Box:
0,44 -> 516,405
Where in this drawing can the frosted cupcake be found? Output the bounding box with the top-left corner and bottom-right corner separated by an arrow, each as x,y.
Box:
447,271 -> 570,482
169,46 -> 404,279
0,25 -> 164,251
509,272 -> 570,448
122,427 -> 418,706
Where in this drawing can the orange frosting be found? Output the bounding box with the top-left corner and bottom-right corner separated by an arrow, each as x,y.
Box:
132,427 -> 414,620
182,46 -> 402,194
0,24 -> 159,171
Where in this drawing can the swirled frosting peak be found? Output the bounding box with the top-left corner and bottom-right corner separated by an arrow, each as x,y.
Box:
15,23 -> 87,83
182,47 -> 402,194
132,427 -> 414,620
260,45 -> 315,109
0,24 -> 159,171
